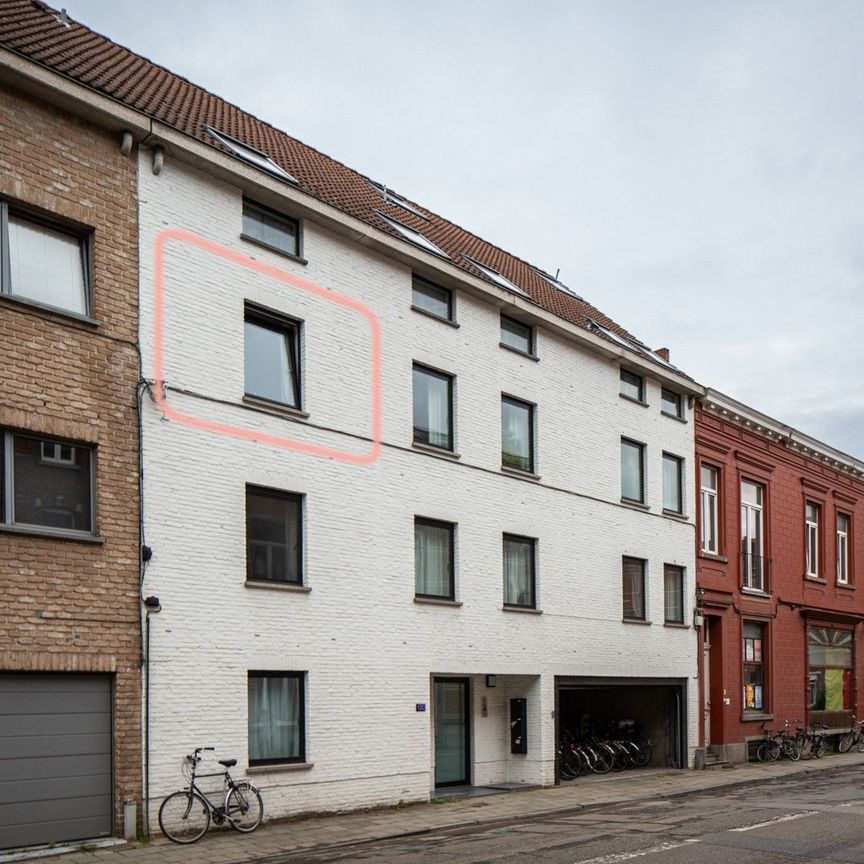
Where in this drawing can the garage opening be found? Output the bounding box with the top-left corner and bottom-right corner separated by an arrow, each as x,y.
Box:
555,677 -> 686,781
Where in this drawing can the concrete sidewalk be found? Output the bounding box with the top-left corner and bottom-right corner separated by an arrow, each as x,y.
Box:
9,753 -> 864,864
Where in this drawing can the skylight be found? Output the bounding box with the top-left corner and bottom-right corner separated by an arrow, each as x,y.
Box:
643,348 -> 678,370
587,318 -> 637,352
370,182 -> 429,221
461,255 -> 529,298
205,126 -> 298,185
532,267 -> 584,301
376,212 -> 448,258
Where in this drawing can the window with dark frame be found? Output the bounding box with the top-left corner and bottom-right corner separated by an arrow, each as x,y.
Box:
0,201 -> 90,316
743,622 -> 766,712
619,369 -> 644,402
621,438 -> 645,503
500,315 -> 533,355
662,453 -> 684,513
242,200 -> 300,258
622,556 -> 646,621
411,275 -> 453,322
414,517 -> 455,599
661,388 -> 683,418
246,486 -> 302,585
503,534 -> 536,608
501,396 -> 534,473
663,564 -> 684,624
247,671 -> 305,765
412,364 -> 453,450
808,626 -> 852,712
0,430 -> 93,534
244,304 -> 301,409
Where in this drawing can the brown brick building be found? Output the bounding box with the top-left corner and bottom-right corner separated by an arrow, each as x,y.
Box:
0,55 -> 143,847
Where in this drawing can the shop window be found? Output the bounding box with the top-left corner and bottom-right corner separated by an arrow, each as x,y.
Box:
808,627 -> 852,713
742,622 -> 765,712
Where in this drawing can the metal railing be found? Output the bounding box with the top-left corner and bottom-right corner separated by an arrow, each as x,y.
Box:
742,552 -> 771,593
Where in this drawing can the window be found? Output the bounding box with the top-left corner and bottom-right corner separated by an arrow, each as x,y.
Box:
376,212 -> 448,258
461,254 -> 528,297
206,126 -> 298,184
500,315 -> 533,355
246,486 -> 302,585
415,518 -> 455,599
0,431 -> 93,533
503,534 -> 535,608
244,304 -> 301,408
837,514 -> 850,585
412,364 -> 453,450
700,466 -> 719,554
743,622 -> 765,712
242,200 -> 300,257
664,564 -> 684,624
370,182 -> 429,221
808,627 -> 852,712
248,672 -> 305,765
805,501 -> 820,578
501,397 -> 534,473
411,275 -> 453,322
619,369 -> 644,402
1,202 -> 89,316
661,388 -> 683,418
621,439 -> 645,503
741,481 -> 765,591
622,557 -> 646,621
662,453 -> 683,514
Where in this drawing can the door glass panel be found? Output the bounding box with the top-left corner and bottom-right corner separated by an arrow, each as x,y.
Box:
434,679 -> 468,786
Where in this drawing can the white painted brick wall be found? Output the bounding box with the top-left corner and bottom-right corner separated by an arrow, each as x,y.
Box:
139,154 -> 699,824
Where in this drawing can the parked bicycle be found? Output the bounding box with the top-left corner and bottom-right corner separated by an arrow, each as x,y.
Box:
838,715 -> 864,753
796,722 -> 829,760
158,747 -> 264,843
756,720 -> 801,763
558,727 -> 652,780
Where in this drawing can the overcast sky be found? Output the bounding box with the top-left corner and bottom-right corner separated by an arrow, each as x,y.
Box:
70,0 -> 864,459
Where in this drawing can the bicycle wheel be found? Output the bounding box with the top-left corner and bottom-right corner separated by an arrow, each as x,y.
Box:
782,739 -> 801,761
159,790 -> 210,844
558,749 -> 577,780
798,736 -> 814,760
634,740 -> 653,768
226,781 -> 264,833
815,737 -> 829,758
856,736 -> 864,753
757,739 -> 780,762
589,745 -> 614,774
838,732 -> 855,754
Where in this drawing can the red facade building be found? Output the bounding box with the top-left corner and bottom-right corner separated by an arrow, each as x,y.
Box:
696,390 -> 864,763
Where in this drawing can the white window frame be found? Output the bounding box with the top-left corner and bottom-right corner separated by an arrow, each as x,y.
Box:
805,502 -> 820,579
376,212 -> 448,258
700,465 -> 719,554
205,126 -> 299,184
40,441 -> 76,466
837,513 -> 849,585
461,254 -> 528,297
741,481 -> 765,591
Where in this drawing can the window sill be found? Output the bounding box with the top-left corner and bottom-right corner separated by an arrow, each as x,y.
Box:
500,465 -> 541,482
412,441 -> 461,460
742,713 -> 772,723
0,292 -> 100,327
0,524 -> 105,544
740,587 -> 771,599
622,617 -> 652,625
698,551 -> 728,563
411,305 -> 459,328
661,411 -> 688,424
619,393 -> 649,408
246,762 -> 313,775
242,394 -> 310,420
837,582 -> 856,591
499,342 -> 539,362
662,508 -> 688,521
240,233 -> 308,265
620,498 -> 650,511
805,575 -> 827,584
663,621 -> 689,629
502,605 -> 542,615
245,580 -> 310,593
414,596 -> 462,607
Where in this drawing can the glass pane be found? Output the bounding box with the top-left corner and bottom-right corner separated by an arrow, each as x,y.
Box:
434,680 -> 467,786
243,204 -> 298,255
246,489 -> 301,583
621,440 -> 643,501
701,466 -> 717,491
415,520 -> 453,597
500,316 -> 532,353
413,367 -> 451,449
0,434 -> 4,523
806,502 -> 819,523
412,278 -> 451,319
248,675 -> 301,762
503,536 -> 533,606
619,370 -> 642,401
244,318 -> 298,406
8,215 -> 87,314
501,399 -> 532,472
663,455 -> 682,512
741,481 -> 762,507
837,513 -> 849,532
661,389 -> 681,416
808,627 -> 853,668
622,557 -> 645,619
12,436 -> 91,531
664,565 -> 684,622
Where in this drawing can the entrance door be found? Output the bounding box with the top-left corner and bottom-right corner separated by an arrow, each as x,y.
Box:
434,678 -> 469,787
703,632 -> 711,747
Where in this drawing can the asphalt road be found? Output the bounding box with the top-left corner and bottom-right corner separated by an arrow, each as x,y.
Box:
275,766 -> 864,864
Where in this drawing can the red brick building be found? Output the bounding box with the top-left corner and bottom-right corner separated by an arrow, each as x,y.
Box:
696,390 -> 864,764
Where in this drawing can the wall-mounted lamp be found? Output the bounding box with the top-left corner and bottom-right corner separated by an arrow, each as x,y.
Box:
694,608 -> 704,629
152,146 -> 164,175
485,675 -> 497,688
143,595 -> 161,613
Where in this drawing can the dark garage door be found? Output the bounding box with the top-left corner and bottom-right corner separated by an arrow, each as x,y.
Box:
0,674 -> 112,850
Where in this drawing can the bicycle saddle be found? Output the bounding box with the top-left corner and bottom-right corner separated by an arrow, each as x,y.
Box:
219,758 -> 237,767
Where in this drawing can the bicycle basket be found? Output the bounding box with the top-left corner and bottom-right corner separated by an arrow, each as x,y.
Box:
181,755 -> 195,782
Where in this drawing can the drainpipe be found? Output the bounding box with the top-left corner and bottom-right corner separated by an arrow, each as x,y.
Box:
142,594 -> 160,835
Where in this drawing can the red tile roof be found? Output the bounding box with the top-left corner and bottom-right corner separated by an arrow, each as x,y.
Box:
0,0 -> 687,376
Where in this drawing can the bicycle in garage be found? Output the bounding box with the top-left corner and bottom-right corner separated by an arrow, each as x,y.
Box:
158,747 -> 264,843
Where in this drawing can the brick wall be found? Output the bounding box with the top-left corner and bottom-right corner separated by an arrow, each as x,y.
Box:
0,85 -> 141,832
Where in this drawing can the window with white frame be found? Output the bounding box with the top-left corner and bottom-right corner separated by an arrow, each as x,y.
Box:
837,513 -> 850,585
700,465 -> 719,554
1,201 -> 90,316
805,501 -> 820,578
741,481 -> 765,591
1,431 -> 93,533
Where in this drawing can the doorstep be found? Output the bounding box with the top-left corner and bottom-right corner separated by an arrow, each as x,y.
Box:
0,838 -> 125,863
435,783 -> 540,799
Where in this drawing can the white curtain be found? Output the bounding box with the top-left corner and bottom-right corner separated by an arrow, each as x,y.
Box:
415,522 -> 451,596
664,565 -> 683,622
504,539 -> 532,605
425,383 -> 448,447
248,675 -> 300,762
